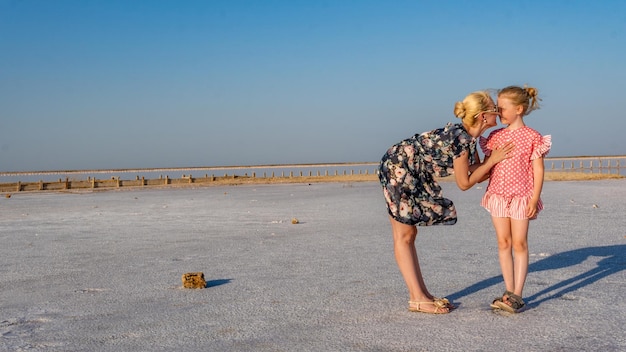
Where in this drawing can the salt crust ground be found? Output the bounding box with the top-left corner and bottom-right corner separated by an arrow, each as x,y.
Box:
1,180 -> 625,352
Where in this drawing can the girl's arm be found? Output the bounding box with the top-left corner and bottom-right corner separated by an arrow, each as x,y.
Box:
527,156 -> 545,218
453,142 -> 513,191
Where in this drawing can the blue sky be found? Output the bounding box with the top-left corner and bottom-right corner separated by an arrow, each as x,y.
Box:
1,0 -> 625,172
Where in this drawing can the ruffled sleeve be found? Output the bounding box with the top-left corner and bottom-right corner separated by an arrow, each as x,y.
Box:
531,135 -> 552,160
479,136 -> 491,156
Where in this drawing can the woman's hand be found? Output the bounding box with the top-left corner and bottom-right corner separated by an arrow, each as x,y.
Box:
454,141 -> 513,191
489,141 -> 515,164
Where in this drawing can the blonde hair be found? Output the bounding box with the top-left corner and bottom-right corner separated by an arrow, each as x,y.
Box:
498,85 -> 541,116
453,90 -> 494,127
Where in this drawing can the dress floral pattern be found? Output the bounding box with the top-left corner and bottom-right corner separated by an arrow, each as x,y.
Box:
479,126 -> 551,219
378,123 -> 477,226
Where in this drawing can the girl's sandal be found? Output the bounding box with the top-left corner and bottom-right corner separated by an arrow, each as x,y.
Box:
490,291 -> 514,310
408,300 -> 450,314
494,293 -> 525,313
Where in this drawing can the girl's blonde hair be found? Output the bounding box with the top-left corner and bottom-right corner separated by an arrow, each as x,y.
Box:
453,90 -> 493,127
498,85 -> 541,116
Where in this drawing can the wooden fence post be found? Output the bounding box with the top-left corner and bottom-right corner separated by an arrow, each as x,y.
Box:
598,159 -> 611,173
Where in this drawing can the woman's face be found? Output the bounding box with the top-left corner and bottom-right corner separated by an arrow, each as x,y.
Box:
482,101 -> 499,128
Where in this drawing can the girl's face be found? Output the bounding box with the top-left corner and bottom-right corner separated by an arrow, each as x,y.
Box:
496,96 -> 522,126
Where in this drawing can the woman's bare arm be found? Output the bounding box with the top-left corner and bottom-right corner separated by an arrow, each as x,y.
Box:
453,142 -> 514,191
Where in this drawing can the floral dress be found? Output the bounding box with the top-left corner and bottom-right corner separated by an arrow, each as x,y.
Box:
480,126 -> 551,220
378,123 -> 476,226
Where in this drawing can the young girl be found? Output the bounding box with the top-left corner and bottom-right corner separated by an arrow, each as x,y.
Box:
480,85 -> 551,313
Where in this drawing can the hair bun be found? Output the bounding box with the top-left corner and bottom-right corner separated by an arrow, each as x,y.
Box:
453,101 -> 466,119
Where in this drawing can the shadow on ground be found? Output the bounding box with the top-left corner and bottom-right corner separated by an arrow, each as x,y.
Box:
447,244 -> 625,307
206,279 -> 233,288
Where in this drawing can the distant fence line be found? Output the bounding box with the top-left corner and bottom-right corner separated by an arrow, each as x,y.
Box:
0,169 -> 374,193
1,156 -> 625,193
546,156 -> 625,173
0,162 -> 374,178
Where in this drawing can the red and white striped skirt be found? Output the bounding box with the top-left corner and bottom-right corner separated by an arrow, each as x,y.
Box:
481,192 -> 543,220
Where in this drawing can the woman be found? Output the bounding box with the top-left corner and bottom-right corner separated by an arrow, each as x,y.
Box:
378,90 -> 513,314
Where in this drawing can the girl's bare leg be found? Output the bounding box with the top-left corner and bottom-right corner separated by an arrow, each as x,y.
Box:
511,218 -> 530,296
492,216 -> 515,294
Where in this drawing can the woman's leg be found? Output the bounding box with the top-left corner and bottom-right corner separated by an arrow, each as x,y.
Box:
409,239 -> 432,299
389,216 -> 448,313
510,219 -> 530,297
492,216 -> 515,294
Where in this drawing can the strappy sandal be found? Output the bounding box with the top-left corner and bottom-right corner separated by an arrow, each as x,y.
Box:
490,291 -> 514,310
434,297 -> 456,310
408,300 -> 450,314
494,293 -> 525,313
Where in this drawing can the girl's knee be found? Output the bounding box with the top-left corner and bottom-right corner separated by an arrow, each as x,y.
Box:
496,237 -> 512,250
512,241 -> 528,253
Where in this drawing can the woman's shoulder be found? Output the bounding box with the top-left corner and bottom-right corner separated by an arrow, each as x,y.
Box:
419,122 -> 460,137
445,122 -> 470,135
432,122 -> 458,133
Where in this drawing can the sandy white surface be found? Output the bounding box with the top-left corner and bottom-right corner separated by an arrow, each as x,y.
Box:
1,180 -> 625,352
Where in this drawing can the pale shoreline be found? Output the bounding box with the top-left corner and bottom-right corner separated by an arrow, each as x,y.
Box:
1,180 -> 624,351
